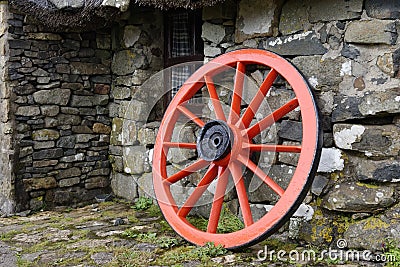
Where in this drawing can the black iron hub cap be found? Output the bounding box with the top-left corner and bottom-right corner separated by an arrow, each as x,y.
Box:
197,120 -> 234,162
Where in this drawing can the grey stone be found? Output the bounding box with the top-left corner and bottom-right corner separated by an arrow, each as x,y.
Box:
76,134 -> 97,143
40,105 -> 60,117
70,95 -> 93,107
112,50 -> 148,75
344,210 -> 400,252
33,141 -> 55,150
123,146 -> 146,174
279,0 -> 309,35
56,136 -> 76,148
311,175 -> 329,196
204,45 -> 222,57
85,176 -> 109,189
167,124 -> 197,164
23,177 -> 57,191
317,148 -> 344,173
332,96 -> 362,122
137,127 -> 156,146
278,141 -> 301,166
248,164 -> 296,203
345,20 -> 397,45
111,172 -> 138,201
377,52 -> 396,77
322,182 -> 395,213
70,62 -> 109,75
58,167 -> 81,180
123,25 -> 141,48
341,44 -> 360,60
59,177 -> 80,187
13,84 -> 35,95
292,56 -> 346,91
201,22 -> 226,44
235,0 -> 280,42
267,88 -> 300,120
37,82 -> 61,90
90,252 -> 113,265
33,89 -> 71,106
263,31 -> 327,56
349,156 -> 400,183
334,124 -> 400,157
60,153 -> 85,163
32,129 -> 60,141
309,0 -> 363,22
365,0 -> 400,19
32,148 -> 63,160
112,86 -> 131,100
15,106 -> 40,116
122,99 -> 149,121
278,120 -> 302,142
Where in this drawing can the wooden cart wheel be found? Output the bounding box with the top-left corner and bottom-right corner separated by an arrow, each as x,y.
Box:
153,49 -> 322,249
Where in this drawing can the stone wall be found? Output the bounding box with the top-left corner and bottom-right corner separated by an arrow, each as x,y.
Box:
200,0 -> 400,252
6,8 -> 113,211
0,2 -> 15,216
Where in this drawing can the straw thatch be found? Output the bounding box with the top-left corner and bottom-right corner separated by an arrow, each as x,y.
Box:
134,0 -> 226,9
10,0 -> 225,31
9,0 -> 119,31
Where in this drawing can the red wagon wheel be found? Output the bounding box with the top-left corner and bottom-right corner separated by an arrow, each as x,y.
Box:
153,49 -> 322,249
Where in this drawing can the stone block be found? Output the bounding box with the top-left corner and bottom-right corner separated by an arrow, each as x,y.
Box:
235,0 -> 281,42
309,0 -> 363,22
93,123 -> 111,134
40,105 -> 60,117
94,84 -> 111,95
56,136 -> 76,148
121,119 -> 138,146
201,22 -> 226,44
278,141 -> 301,166
137,127 -> 156,146
58,167 -> 81,180
348,156 -> 400,183
85,176 -> 110,189
123,25 -> 141,48
123,99 -> 149,121
311,175 -> 329,196
204,45 -> 222,57
70,62 -> 109,75
59,177 -> 80,187
279,0 -> 309,35
32,129 -> 60,141
33,89 -> 71,106
167,124 -> 197,164
278,120 -> 302,142
112,50 -> 148,75
317,148 -> 344,173
333,124 -> 400,157
262,31 -> 327,56
76,134 -> 97,143
291,56 -> 345,91
365,0 -> 400,19
111,172 -> 138,201
15,106 -> 40,116
34,141 -> 55,150
123,146 -> 146,175
112,86 -> 131,100
70,95 -> 93,107
322,182 -> 395,213
110,118 -> 123,146
24,177 -> 57,191
345,20 -> 397,45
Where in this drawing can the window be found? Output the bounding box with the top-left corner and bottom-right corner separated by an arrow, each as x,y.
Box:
164,10 -> 204,103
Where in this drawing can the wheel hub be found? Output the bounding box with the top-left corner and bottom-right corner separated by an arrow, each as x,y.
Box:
197,120 -> 233,162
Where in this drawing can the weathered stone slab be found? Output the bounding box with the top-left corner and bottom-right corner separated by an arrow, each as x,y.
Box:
201,22 -> 226,44
123,25 -> 141,48
24,177 -> 57,191
70,62 -> 109,75
322,182 -> 395,213
345,20 -> 397,45
85,176 -> 109,189
111,172 -> 138,201
235,0 -> 280,43
32,129 -> 60,141
309,0 -> 363,22
15,106 -> 40,116
348,156 -> 400,183
59,177 -> 80,188
32,148 -> 63,160
317,148 -> 344,173
112,50 -> 148,75
262,31 -> 327,56
334,124 -> 400,157
33,89 -> 71,106
278,120 -> 302,142
123,146 -> 146,174
365,0 -> 400,19
279,0 -> 308,35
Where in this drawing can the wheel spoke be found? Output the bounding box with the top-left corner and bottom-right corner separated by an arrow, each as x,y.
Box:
245,98 -> 299,139
240,69 -> 278,128
237,154 -> 285,196
177,105 -> 205,128
177,164 -> 218,218
165,159 -> 210,184
205,75 -> 226,121
163,142 -> 197,149
228,62 -> 246,124
207,166 -> 230,233
244,143 -> 302,153
229,161 -> 253,227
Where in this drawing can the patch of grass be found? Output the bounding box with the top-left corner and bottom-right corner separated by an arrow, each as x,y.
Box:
132,197 -> 153,211
0,230 -> 21,241
384,239 -> 400,267
121,231 -> 180,249
110,250 -> 155,267
187,205 -> 244,234
154,242 -> 227,266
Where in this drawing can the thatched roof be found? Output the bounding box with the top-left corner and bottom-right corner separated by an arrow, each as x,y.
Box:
10,0 -> 226,31
134,0 -> 226,9
10,0 -> 119,31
